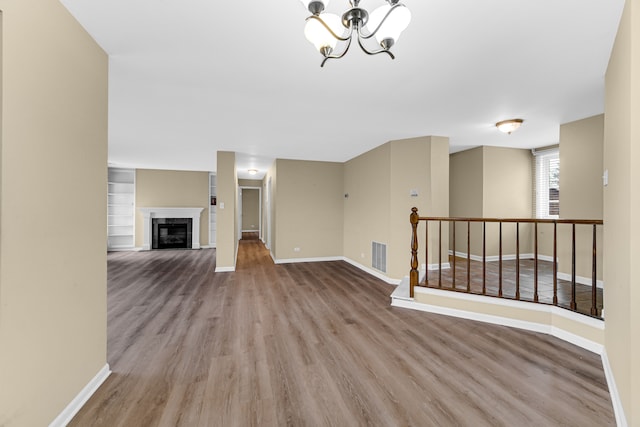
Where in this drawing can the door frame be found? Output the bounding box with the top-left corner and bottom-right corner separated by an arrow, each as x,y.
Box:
238,186 -> 262,240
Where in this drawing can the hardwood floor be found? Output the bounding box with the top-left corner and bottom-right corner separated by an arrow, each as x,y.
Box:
424,257 -> 604,317
241,231 -> 260,241
71,240 -> 615,426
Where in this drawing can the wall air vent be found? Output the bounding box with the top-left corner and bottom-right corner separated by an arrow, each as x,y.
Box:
372,241 -> 387,273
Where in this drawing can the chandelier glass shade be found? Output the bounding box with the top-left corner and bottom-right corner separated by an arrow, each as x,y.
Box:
301,0 -> 411,67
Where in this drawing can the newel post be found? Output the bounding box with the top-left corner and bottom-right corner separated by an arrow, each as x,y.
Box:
410,207 -> 419,298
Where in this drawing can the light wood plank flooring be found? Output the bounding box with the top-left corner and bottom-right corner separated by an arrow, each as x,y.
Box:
71,240 -> 615,426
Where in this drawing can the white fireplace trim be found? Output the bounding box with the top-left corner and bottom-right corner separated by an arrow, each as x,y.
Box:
139,207 -> 204,250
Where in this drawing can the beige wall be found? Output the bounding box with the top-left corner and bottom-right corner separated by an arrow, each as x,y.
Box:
429,138 -> 451,267
344,137 -> 449,279
450,147 -> 483,217
449,147 -> 533,258
483,147 -> 533,257
0,1 -> 108,425
604,0 -> 639,423
241,188 -> 260,231
414,290 -> 604,345
343,144 -> 391,270
134,169 -> 209,248
216,151 -> 238,269
239,179 -> 262,233
558,115 -> 604,280
389,136 -> 450,278
265,161 -> 277,255
239,179 -> 262,187
274,159 -> 344,260
450,147 -> 484,256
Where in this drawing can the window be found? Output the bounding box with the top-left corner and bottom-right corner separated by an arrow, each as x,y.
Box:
535,149 -> 560,218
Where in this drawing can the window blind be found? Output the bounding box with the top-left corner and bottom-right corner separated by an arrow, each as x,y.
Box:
535,149 -> 560,219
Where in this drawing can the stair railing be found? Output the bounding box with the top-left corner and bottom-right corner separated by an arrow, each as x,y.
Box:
409,207 -> 604,318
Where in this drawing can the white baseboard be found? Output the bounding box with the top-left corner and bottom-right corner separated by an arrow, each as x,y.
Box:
447,251 -> 604,288
214,243 -> 238,272
427,262 -> 451,270
393,296 -> 549,334
449,250 -> 547,262
391,288 -> 625,424
601,350 -> 628,427
274,256 -> 344,264
272,255 -> 401,285
107,247 -> 143,252
401,287 -> 604,353
549,324 -> 604,355
49,363 -> 111,427
342,258 -> 401,285
557,272 -> 604,289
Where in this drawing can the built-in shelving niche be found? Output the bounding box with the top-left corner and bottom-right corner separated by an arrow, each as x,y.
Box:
108,167 -> 135,250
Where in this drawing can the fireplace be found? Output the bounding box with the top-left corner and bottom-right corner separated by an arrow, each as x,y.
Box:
152,218 -> 192,249
139,207 -> 204,251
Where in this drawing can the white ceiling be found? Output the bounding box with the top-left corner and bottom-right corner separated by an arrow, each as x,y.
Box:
60,0 -> 624,180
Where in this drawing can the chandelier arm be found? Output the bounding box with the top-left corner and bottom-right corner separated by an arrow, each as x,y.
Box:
358,3 -> 405,40
306,15 -> 351,42
320,29 -> 355,67
356,34 -> 395,59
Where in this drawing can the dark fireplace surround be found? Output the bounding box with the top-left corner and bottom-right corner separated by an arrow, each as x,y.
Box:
152,218 -> 193,250
140,208 -> 203,251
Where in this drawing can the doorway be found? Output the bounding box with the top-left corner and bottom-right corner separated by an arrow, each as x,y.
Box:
239,186 -> 262,241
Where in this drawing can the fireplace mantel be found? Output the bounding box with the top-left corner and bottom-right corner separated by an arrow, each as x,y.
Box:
139,207 -> 204,250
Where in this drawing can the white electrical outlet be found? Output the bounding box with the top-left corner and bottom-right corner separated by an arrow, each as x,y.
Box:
294,247 -> 301,252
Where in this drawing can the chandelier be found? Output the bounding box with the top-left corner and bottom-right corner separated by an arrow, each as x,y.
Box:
300,0 -> 411,67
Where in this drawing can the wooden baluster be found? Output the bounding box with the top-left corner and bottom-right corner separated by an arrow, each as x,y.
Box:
410,208 -> 419,299
438,221 -> 442,288
571,224 -> 577,311
516,222 -> 520,300
404,216 -> 602,314
534,222 -> 539,303
499,222 -> 503,297
425,220 -> 429,287
482,222 -> 486,295
452,220 -> 456,289
591,224 -> 598,316
467,220 -> 471,292
553,221 -> 558,306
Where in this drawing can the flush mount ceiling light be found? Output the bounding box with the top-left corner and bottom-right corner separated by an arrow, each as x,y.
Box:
496,119 -> 524,135
248,169 -> 258,175
300,0 -> 411,67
